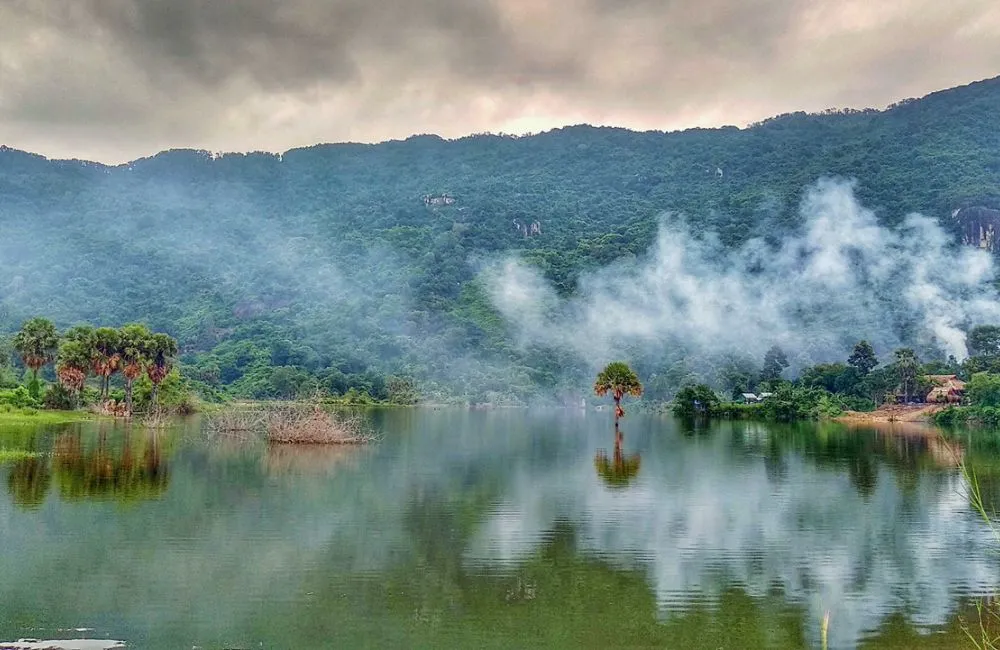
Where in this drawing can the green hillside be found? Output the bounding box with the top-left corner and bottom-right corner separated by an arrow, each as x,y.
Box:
1,76 -> 999,402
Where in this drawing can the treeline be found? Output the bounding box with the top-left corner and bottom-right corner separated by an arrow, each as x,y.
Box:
671,325 -> 1000,422
1,317 -> 181,414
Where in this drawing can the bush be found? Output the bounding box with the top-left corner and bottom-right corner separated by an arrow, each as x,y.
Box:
134,369 -> 199,414
671,384 -> 721,417
967,373 -> 1000,407
0,386 -> 40,409
42,383 -> 75,410
934,405 -> 1000,428
709,402 -> 764,419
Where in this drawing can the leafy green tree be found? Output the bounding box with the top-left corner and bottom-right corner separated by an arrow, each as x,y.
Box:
671,384 -> 720,417
387,375 -> 419,405
12,318 -> 59,396
91,327 -> 122,400
800,363 -> 855,394
966,372 -> 1000,407
594,362 -> 643,421
0,335 -> 18,389
969,325 -> 1000,358
760,346 -> 789,384
860,366 -> 896,405
119,324 -> 152,414
847,340 -> 878,376
892,348 -> 921,402
144,332 -> 179,408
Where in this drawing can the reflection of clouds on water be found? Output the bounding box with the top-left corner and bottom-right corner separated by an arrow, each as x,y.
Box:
465,435 -> 1000,649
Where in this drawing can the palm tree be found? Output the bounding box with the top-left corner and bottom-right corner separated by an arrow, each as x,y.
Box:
144,332 -> 178,409
91,327 -> 122,401
56,339 -> 91,406
12,318 -> 59,393
119,324 -> 152,416
893,348 -> 920,403
594,361 -> 643,422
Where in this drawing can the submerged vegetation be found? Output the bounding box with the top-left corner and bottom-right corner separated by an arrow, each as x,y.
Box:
207,404 -> 377,445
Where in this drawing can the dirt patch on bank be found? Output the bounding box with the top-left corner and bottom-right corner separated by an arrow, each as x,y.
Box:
836,403 -> 945,424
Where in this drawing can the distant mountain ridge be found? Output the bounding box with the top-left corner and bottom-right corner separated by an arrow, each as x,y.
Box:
1,75 -> 999,400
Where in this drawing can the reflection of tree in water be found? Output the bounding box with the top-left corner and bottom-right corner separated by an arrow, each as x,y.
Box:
734,421 -> 967,499
7,457 -> 52,510
594,425 -> 641,488
262,444 -> 361,477
53,432 -> 169,502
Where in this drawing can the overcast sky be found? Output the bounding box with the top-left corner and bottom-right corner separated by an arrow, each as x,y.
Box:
1,0 -> 998,163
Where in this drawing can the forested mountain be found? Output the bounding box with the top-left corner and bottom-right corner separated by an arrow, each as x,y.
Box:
1,76 -> 999,403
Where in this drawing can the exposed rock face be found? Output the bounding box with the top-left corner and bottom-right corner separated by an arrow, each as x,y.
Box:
423,194 -> 455,206
954,206 -> 1000,251
512,219 -> 542,238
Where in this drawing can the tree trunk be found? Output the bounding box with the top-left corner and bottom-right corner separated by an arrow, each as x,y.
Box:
151,383 -> 159,411
125,379 -> 133,417
613,396 -> 620,422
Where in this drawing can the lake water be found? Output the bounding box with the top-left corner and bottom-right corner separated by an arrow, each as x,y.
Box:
1,410 -> 999,649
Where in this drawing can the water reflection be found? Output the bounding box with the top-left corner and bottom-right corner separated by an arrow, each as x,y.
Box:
262,443 -> 362,477
53,431 -> 169,502
468,417 -> 1000,649
6,457 -> 51,510
594,425 -> 641,488
0,413 -> 998,650
2,430 -> 171,508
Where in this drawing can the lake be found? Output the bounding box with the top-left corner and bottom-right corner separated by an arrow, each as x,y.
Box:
1,410 -> 999,649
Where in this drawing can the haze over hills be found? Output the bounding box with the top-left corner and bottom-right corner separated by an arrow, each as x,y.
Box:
1,76 -> 1000,402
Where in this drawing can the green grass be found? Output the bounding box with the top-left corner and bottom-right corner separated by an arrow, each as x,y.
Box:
0,448 -> 42,463
0,408 -> 98,425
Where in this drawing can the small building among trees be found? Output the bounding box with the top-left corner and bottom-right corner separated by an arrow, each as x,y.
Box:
925,375 -> 966,404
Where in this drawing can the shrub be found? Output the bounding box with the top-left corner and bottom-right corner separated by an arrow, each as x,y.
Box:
42,383 -> 75,410
0,386 -> 40,409
671,384 -> 721,417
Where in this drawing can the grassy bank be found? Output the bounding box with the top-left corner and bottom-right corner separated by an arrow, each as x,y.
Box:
0,407 -> 99,425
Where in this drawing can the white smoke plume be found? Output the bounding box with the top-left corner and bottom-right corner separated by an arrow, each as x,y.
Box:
484,178 -> 1000,369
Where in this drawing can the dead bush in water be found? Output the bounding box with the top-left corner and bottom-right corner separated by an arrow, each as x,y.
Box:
266,405 -> 374,445
206,406 -> 269,442
207,404 -> 376,445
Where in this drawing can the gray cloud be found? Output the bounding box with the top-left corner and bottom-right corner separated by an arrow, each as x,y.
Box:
0,0 -> 998,162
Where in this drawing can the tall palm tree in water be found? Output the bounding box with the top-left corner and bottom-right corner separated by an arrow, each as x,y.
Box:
594,361 -> 643,423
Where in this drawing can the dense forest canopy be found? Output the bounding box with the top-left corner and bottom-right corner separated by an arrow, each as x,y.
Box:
1,76 -> 999,403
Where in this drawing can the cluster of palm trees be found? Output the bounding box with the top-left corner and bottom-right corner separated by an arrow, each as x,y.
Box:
11,317 -> 178,414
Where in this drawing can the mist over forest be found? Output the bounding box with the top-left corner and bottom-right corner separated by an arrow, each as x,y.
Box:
2,76 -> 1000,403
